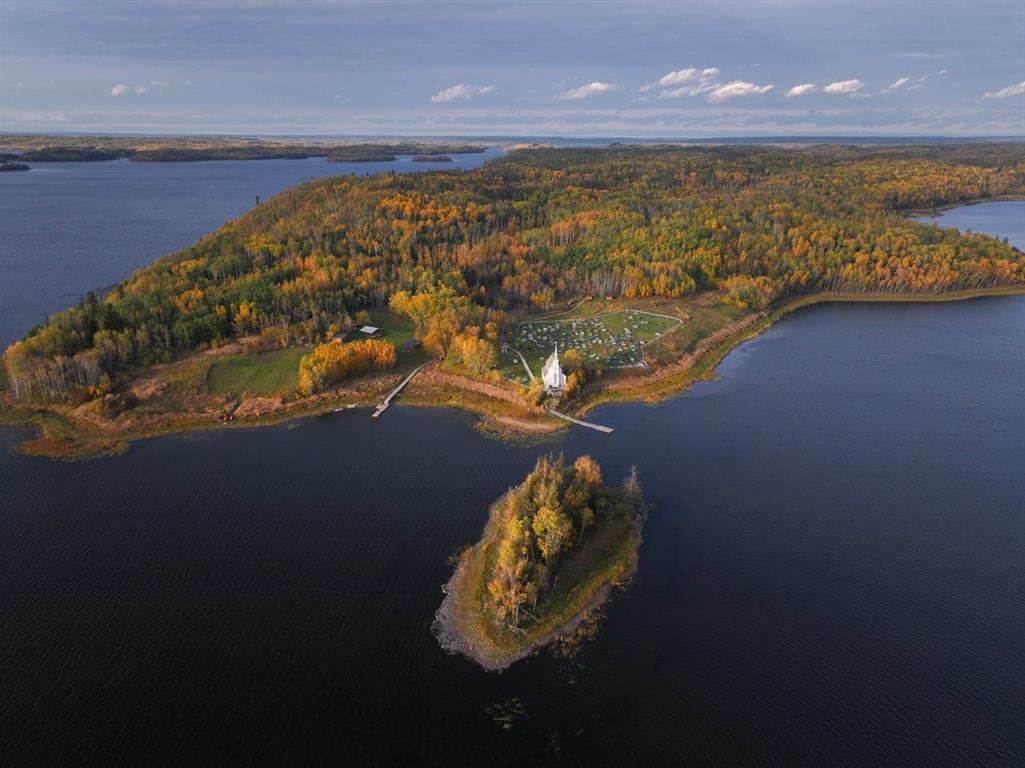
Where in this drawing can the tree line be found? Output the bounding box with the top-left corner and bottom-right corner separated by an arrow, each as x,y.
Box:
487,454 -> 645,627
297,339 -> 397,396
5,144 -> 1024,402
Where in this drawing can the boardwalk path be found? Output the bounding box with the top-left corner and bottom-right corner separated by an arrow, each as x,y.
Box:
548,408 -> 613,434
372,362 -> 430,418
510,347 -> 536,381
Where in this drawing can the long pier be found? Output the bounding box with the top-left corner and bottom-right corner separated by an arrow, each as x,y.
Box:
547,408 -> 613,433
372,362 -> 430,418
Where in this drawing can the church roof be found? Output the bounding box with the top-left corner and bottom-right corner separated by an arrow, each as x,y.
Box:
541,344 -> 566,388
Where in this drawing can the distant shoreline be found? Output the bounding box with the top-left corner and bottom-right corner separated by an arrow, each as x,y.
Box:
0,136 -> 490,164
905,195 -> 1025,218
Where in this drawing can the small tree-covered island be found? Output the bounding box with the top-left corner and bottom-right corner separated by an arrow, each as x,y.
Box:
2,143 -> 1025,457
435,454 -> 647,671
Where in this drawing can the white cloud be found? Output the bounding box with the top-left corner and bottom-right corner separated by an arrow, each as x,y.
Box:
658,84 -> 717,99
646,69 -> 773,103
883,76 -> 926,94
982,80 -> 1025,99
559,81 -> 619,101
824,79 -> 865,94
111,80 -> 170,97
139,80 -> 170,95
641,67 -> 719,92
785,83 -> 816,98
707,80 -> 774,103
429,84 -> 495,103
12,81 -> 25,91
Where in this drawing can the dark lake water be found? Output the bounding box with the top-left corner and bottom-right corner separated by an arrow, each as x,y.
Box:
1,160 -> 1023,765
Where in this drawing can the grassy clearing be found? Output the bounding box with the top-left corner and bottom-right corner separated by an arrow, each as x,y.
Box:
359,311 -> 430,369
206,312 -> 423,396
206,347 -> 309,395
640,302 -> 745,367
365,310 -> 415,346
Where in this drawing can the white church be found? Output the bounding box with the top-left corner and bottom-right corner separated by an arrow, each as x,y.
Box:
541,344 -> 567,393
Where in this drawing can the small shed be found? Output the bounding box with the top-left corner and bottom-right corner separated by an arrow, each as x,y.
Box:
359,325 -> 381,338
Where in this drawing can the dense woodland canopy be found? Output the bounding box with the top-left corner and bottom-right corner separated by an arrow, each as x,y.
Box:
486,454 -> 645,628
5,143 -> 1025,401
297,338 -> 397,396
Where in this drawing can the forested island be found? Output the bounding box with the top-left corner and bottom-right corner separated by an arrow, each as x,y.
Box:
0,135 -> 487,163
0,161 -> 31,172
2,143 -> 1024,457
435,454 -> 647,670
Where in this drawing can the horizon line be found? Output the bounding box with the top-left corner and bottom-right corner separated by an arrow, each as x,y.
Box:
3,131 -> 1025,142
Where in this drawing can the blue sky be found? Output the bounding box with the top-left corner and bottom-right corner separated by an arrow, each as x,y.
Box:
2,0 -> 1023,136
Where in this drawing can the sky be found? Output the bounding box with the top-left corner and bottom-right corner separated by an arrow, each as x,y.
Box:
2,0 -> 1024,137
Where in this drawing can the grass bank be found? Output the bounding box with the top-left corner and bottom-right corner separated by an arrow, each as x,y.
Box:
206,346 -> 309,395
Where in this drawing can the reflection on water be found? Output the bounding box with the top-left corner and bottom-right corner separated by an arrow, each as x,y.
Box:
0,200 -> 1023,764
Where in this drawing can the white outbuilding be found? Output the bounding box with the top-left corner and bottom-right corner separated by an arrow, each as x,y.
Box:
541,344 -> 567,393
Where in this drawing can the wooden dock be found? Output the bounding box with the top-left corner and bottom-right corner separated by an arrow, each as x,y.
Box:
372,362 -> 430,418
547,408 -> 613,433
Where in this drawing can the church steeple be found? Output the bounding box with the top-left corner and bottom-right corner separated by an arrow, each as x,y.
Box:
541,343 -> 566,392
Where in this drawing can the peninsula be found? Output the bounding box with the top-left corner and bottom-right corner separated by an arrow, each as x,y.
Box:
0,134 -> 488,163
2,143 -> 1024,458
435,454 -> 647,670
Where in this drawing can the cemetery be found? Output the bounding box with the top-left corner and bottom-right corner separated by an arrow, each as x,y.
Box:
500,309 -> 683,384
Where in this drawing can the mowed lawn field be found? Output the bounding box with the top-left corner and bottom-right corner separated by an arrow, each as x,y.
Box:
205,311 -> 424,396
206,347 -> 310,395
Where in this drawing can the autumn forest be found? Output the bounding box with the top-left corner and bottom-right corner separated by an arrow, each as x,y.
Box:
5,143 -> 1025,402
